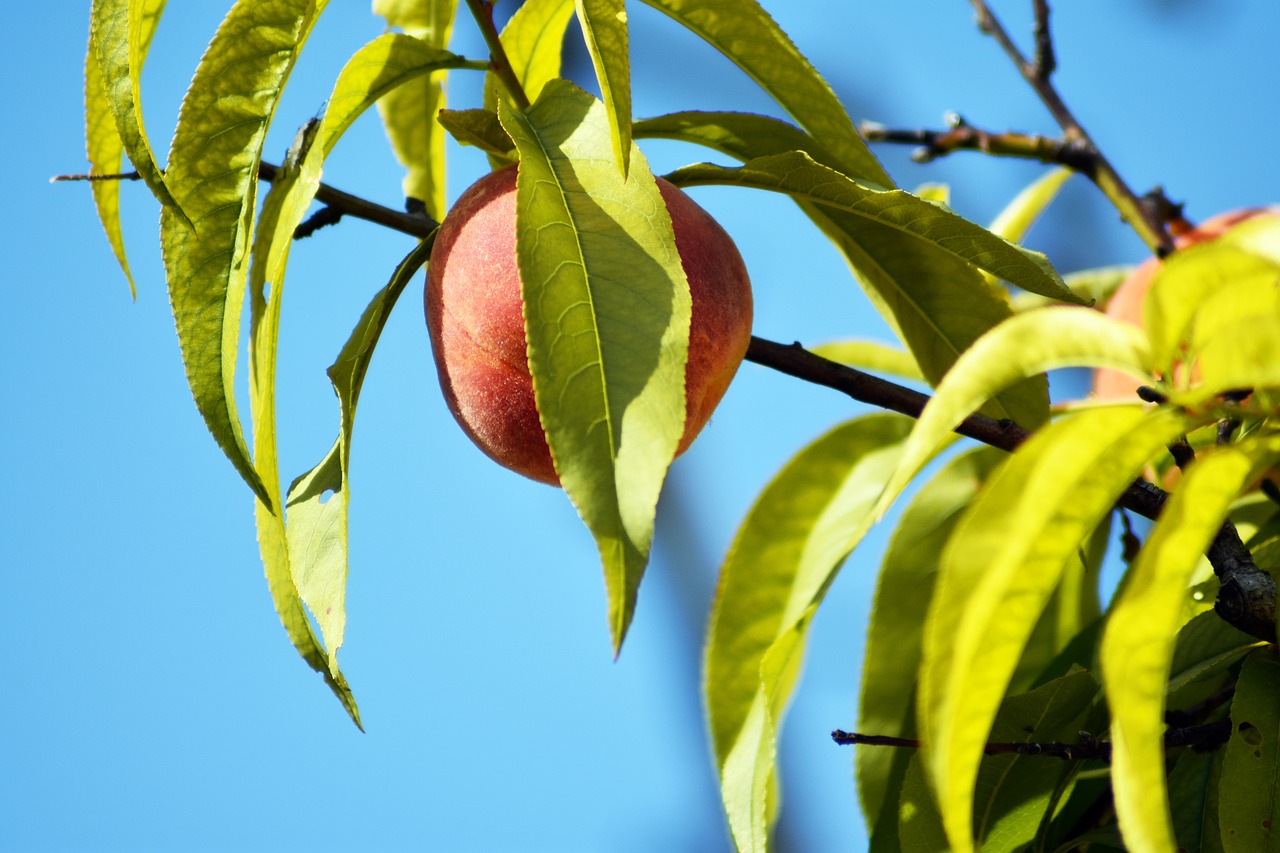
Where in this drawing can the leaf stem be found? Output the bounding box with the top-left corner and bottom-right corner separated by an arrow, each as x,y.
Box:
463,0 -> 531,110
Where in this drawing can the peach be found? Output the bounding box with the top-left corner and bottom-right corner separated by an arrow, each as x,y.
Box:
1092,207 -> 1280,401
425,165 -> 753,485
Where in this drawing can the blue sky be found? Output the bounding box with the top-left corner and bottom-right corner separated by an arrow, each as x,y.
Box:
6,2 -> 1279,851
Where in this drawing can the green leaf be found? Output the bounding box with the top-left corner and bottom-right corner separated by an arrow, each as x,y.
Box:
639,112 -> 1047,423
637,0 -> 889,186
975,670 -> 1099,853
706,413 -> 913,852
160,0 -> 331,508
84,0 -> 167,296
498,80 -> 691,651
809,339 -> 924,383
89,0 -> 189,233
921,405 -> 1189,853
484,0 -> 575,109
1166,611 -> 1260,711
374,0 -> 460,220
1011,265 -> 1131,313
668,153 -> 1077,305
1169,744 -> 1227,853
574,0 -> 632,175
1101,444 -> 1267,853
988,167 -> 1073,246
859,446 -> 1004,848
875,307 -> 1155,522
1219,649 -> 1280,853
899,752 -> 951,853
437,108 -> 515,158
248,120 -> 360,727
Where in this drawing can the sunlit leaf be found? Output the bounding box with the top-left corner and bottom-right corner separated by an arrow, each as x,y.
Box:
574,0 -> 632,175
1011,265 -> 1131,312
160,0 -> 332,507
248,120 -> 360,727
498,80 -> 691,651
640,112 -> 1046,423
374,0 -> 460,220
84,0 -> 166,296
922,405 -> 1189,853
638,0 -> 889,186
89,0 -> 187,233
483,0 -> 574,115
899,752 -> 950,853
706,413 -> 913,852
809,339 -> 924,383
1102,444 -> 1271,853
1219,649 -> 1280,852
988,167 -> 1073,246
437,107 -> 515,157
859,446 -> 1004,849
875,307 -> 1155,522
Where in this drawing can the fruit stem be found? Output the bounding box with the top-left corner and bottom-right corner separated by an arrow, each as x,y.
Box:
464,0 -> 531,110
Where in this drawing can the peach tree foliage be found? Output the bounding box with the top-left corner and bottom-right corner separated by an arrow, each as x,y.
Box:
82,1 -> 1280,851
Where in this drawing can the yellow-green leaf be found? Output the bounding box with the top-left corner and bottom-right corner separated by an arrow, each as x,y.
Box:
498,80 -> 691,651
574,0 -> 632,175
437,107 -> 515,158
1011,265 -> 1131,313
160,0 -> 331,508
809,339 -> 924,383
84,0 -> 167,296
374,0 -> 459,219
483,0 -> 575,110
706,413 -> 913,851
1219,649 -> 1280,853
988,167 -> 1073,246
921,405 -> 1189,853
1102,444 -> 1270,853
89,0 -> 188,234
875,307 -> 1155,522
638,0 -> 889,186
859,446 -> 1004,849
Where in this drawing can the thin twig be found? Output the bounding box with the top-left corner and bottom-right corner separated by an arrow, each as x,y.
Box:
464,0 -> 530,109
860,117 -> 1093,168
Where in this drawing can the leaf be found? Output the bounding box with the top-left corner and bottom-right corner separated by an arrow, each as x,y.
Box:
160,0 -> 331,508
639,112 -> 1048,423
1102,444 -> 1268,853
1166,611 -> 1260,711
875,307 -> 1155,522
921,405 -> 1189,853
374,0 -> 459,220
1169,744 -> 1227,853
809,339 -> 924,383
1219,649 -> 1280,853
637,0 -> 889,186
483,0 -> 575,109
859,446 -> 1004,848
899,752 -> 951,853
668,153 -> 1078,305
84,0 -> 167,296
574,0 -> 632,175
988,167 -> 1073,246
705,413 -> 913,852
975,670 -> 1099,853
1011,265 -> 1131,313
498,80 -> 692,651
89,0 -> 188,233
437,108 -> 515,157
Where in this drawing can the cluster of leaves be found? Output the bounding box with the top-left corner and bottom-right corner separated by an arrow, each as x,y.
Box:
83,0 -> 1280,851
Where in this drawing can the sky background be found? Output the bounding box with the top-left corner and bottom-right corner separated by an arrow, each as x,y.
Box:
6,2 -> 1280,851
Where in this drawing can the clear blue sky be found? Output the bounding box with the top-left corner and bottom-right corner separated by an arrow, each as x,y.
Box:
6,2 -> 1278,851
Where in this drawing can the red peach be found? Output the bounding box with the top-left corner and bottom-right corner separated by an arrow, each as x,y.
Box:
425,165 -> 753,485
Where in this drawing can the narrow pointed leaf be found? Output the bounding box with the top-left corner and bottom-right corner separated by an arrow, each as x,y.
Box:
859,447 -> 1004,849
875,307 -> 1155,522
640,112 -> 1046,422
706,413 -> 913,851
89,0 -> 188,230
988,167 -> 1073,245
921,405 -> 1189,853
84,0 -> 167,295
809,339 -> 924,383
437,108 -> 515,157
374,0 -> 459,220
1219,650 -> 1280,853
638,0 -> 889,186
1102,444 -> 1272,853
160,0 -> 331,507
1011,265 -> 1131,312
485,0 -> 575,109
498,80 -> 691,651
669,153 -> 1077,305
1169,745 -> 1227,853
574,0 -> 632,175
248,120 -> 360,726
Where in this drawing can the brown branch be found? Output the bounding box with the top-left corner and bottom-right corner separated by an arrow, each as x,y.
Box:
860,116 -> 1093,169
